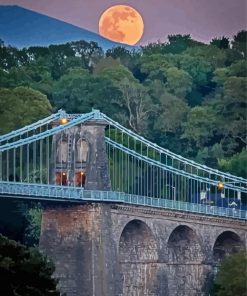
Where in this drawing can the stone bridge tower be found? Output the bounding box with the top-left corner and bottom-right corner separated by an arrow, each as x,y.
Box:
49,117 -> 111,190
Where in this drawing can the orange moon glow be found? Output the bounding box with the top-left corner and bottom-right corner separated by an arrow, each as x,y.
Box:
99,5 -> 144,45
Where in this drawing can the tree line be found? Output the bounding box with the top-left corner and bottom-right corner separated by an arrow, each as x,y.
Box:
1,32 -> 246,177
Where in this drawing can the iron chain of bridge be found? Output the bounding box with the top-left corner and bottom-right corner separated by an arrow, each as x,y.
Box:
0,110 -> 246,220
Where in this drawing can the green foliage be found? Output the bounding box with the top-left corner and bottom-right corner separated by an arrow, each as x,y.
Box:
210,36 -> 230,49
0,198 -> 43,248
98,64 -> 154,134
182,106 -> 218,147
139,54 -> 177,82
167,34 -> 203,53
218,149 -> 247,178
0,59 -> 55,98
69,40 -> 104,69
23,205 -> 42,247
165,67 -> 192,98
179,54 -> 212,87
0,234 -> 61,295
154,92 -> 189,134
52,67 -> 121,114
93,56 -> 121,74
105,46 -> 135,68
211,251 -> 247,296
0,44 -> 28,69
141,34 -> 202,55
228,60 -> 247,77
210,76 -> 247,152
98,63 -> 136,82
116,79 -> 153,134
194,144 -> 225,168
0,199 -> 28,243
232,30 -> 247,58
185,44 -> 227,68
213,68 -> 229,86
0,87 -> 52,134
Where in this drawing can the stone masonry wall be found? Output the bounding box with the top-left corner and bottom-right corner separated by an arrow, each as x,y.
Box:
40,203 -> 121,296
40,203 -> 247,296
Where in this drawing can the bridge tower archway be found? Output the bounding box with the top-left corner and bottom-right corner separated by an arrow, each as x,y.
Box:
119,219 -> 160,295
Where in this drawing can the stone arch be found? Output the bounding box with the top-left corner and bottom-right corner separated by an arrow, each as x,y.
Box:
76,138 -> 89,162
167,225 -> 204,263
213,231 -> 244,267
119,219 -> 160,295
167,225 -> 206,296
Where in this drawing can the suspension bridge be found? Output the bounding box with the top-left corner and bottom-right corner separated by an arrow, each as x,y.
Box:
0,109 -> 246,220
1,109 -> 247,296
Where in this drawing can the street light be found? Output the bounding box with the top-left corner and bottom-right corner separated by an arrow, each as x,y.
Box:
217,181 -> 224,191
60,117 -> 68,125
216,181 -> 243,211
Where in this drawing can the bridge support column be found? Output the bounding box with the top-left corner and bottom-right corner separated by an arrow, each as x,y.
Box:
39,203 -> 121,296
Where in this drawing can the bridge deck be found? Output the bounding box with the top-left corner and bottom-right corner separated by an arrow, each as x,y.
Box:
0,182 -> 246,220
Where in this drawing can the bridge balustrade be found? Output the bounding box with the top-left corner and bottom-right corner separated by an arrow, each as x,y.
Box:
0,181 -> 246,219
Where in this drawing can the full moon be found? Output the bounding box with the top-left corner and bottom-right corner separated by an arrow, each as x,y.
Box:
99,5 -> 144,45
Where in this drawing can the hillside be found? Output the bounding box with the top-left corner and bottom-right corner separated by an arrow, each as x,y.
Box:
0,5 -> 131,49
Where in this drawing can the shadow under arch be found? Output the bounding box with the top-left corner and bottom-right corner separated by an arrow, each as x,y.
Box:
213,231 -> 245,267
167,225 -> 207,296
167,225 -> 204,263
119,219 -> 163,295
119,219 -> 158,262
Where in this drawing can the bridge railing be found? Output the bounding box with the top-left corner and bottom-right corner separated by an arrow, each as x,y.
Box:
0,182 -> 246,220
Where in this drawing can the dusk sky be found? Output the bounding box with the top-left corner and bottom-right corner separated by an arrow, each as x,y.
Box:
0,0 -> 246,44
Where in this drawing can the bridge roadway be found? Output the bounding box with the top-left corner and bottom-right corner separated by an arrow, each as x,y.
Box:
0,181 -> 246,220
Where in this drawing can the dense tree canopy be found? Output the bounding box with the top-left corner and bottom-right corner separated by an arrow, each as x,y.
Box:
211,251 -> 247,296
0,86 -> 52,134
0,33 -> 246,173
0,234 -> 61,295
